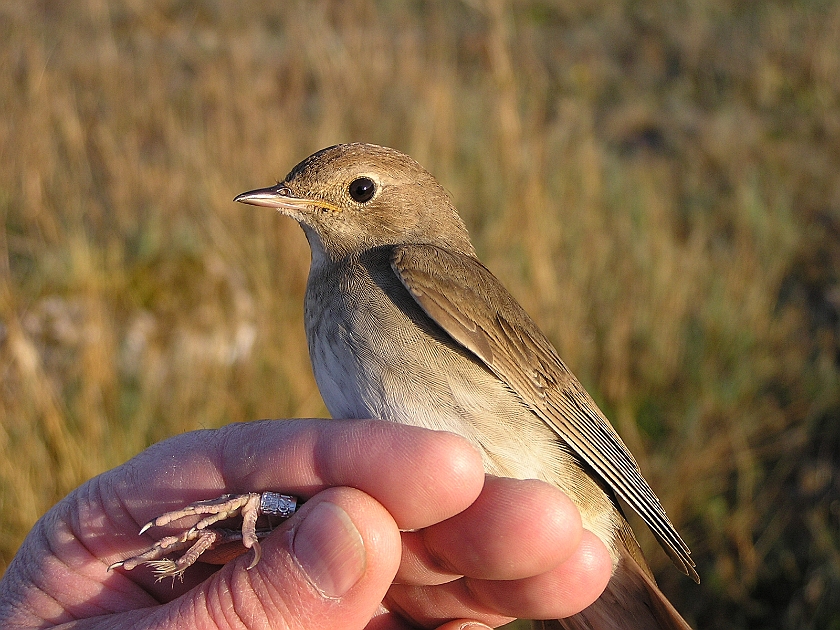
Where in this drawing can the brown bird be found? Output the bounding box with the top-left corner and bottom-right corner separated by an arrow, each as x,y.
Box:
119,143 -> 697,629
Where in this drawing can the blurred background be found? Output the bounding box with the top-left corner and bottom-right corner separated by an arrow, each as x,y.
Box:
1,1 -> 838,628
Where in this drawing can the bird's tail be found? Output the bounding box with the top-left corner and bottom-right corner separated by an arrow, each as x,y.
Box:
534,546 -> 693,630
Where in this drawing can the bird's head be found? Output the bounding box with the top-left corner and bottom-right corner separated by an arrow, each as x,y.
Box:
235,143 -> 476,263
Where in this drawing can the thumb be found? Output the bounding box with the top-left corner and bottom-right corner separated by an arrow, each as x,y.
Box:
153,487 -> 402,629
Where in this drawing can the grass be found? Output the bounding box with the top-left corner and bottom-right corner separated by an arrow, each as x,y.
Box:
2,1 -> 839,627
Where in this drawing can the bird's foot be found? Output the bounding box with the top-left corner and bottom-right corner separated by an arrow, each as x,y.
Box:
110,492 -> 299,579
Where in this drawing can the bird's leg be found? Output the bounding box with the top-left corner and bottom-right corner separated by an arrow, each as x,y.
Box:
110,492 -> 299,579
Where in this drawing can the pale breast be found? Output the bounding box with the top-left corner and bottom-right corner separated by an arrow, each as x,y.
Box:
304,252 -> 622,557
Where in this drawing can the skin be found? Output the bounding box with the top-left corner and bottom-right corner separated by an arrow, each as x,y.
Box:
0,419 -> 612,630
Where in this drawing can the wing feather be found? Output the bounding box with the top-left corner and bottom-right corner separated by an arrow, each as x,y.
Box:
391,244 -> 697,581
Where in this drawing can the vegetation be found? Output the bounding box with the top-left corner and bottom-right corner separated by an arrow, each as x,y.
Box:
2,1 -> 838,627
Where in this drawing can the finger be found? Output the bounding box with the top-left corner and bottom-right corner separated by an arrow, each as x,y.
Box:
466,529 -> 613,619
387,530 -> 612,624
113,419 -> 484,530
433,623 -> 493,630
397,477 -> 583,585
362,611 -> 494,630
436,619 -> 490,630
225,419 -> 486,529
363,620 -> 493,630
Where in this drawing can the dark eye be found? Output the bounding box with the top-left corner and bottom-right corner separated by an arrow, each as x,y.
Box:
348,177 -> 376,203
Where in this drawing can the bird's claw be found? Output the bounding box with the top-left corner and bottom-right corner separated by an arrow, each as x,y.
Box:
110,492 -> 299,579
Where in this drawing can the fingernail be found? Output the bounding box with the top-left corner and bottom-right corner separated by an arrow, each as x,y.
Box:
292,501 -> 366,598
459,623 -> 492,630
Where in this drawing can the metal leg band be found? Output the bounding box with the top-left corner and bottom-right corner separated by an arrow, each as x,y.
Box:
259,492 -> 299,518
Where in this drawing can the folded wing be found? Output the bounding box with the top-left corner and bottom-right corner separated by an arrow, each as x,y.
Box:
391,244 -> 697,582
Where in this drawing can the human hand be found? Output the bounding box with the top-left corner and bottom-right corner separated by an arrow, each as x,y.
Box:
0,419 -> 611,629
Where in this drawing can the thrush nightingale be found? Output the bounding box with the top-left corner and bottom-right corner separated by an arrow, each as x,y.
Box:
119,143 -> 697,629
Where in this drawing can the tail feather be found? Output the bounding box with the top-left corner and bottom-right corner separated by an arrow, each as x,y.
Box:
534,546 -> 693,630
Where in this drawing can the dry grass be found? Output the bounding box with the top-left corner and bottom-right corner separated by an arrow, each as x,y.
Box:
2,1 -> 839,628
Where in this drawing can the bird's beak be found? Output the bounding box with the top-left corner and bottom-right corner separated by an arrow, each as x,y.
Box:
234,184 -> 339,214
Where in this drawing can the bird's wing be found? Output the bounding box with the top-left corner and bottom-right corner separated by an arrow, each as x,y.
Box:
391,244 -> 697,581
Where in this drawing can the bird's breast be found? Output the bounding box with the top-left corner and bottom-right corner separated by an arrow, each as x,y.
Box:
303,256 -> 625,556
304,257 -> 574,481
304,258 -> 476,429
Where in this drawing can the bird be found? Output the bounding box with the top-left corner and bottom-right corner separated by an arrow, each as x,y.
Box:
118,143 -> 697,629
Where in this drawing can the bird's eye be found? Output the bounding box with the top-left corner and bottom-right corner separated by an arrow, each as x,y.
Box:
348,177 -> 376,203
